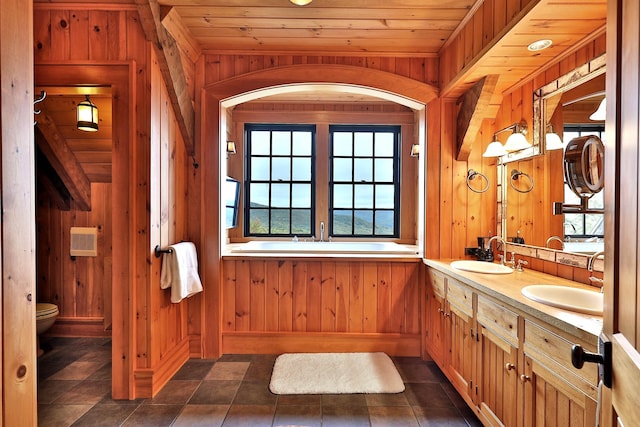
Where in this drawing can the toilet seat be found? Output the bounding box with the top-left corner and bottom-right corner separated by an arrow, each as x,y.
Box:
36,303 -> 59,319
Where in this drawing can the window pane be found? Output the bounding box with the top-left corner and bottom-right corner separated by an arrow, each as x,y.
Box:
333,159 -> 352,181
272,131 -> 291,155
292,184 -> 311,208
249,209 -> 269,234
375,210 -> 394,235
354,132 -> 373,156
355,185 -> 373,209
333,184 -> 353,208
271,209 -> 290,234
375,133 -> 395,157
251,131 -> 270,155
292,210 -> 311,234
271,184 -> 290,208
272,157 -> 291,181
354,159 -> 373,182
251,157 -> 270,181
292,132 -> 311,155
586,214 -> 604,235
375,185 -> 395,209
374,159 -> 393,182
333,132 -> 352,156
292,157 -> 311,181
354,210 -> 373,234
249,183 -> 269,207
564,213 -> 584,234
333,210 -> 352,234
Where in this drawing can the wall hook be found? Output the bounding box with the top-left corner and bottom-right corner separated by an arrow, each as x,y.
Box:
33,90 -> 47,125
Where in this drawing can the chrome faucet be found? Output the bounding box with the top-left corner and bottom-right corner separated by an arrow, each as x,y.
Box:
545,235 -> 564,249
487,236 -> 507,265
320,221 -> 325,242
587,251 -> 605,272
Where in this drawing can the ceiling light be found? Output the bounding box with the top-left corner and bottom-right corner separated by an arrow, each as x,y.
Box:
590,98 -> 606,121
527,39 -> 553,52
290,0 -> 312,5
77,95 -> 99,132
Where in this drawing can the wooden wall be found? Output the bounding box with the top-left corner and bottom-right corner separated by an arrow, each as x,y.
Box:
36,183 -> 112,336
33,4 -> 195,399
221,259 -> 421,356
1,0 -> 38,422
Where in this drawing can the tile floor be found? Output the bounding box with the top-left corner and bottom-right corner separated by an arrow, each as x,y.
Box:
37,337 -> 482,426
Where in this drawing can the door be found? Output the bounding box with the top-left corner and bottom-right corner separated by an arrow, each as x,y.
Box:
605,1 -> 640,425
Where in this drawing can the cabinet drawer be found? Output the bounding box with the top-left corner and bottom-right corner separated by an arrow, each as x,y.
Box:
524,319 -> 598,385
477,295 -> 519,348
428,269 -> 446,298
446,278 -> 473,317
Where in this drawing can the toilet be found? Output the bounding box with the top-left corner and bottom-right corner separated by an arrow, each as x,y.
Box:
36,303 -> 58,356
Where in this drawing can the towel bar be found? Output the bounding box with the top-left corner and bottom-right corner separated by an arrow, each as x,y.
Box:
154,245 -> 173,258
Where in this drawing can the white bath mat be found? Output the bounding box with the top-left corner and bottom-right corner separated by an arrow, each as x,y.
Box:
269,352 -> 405,394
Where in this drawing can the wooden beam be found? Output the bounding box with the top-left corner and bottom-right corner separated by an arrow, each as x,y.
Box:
160,7 -> 202,65
35,112 -> 92,211
455,75 -> 499,161
136,0 -> 195,154
36,146 -> 72,211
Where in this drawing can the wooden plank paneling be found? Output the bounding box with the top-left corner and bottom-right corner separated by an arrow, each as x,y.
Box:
222,259 -> 420,346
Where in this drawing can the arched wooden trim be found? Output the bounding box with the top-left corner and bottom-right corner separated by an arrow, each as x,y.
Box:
204,64 -> 439,107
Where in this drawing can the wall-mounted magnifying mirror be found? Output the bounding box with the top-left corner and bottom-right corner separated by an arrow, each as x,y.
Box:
503,54 -> 605,254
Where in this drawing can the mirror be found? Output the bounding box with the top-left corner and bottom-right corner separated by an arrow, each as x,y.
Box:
502,54 -> 605,255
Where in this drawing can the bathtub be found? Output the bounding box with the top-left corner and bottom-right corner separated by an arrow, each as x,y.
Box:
229,240 -> 419,256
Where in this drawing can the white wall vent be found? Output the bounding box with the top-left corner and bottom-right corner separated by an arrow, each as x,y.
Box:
70,227 -> 98,257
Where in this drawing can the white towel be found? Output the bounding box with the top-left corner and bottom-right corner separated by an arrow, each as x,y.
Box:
160,242 -> 203,303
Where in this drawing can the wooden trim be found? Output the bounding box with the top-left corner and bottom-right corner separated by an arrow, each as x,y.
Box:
221,332 -> 421,356
134,336 -> 190,398
45,317 -> 110,337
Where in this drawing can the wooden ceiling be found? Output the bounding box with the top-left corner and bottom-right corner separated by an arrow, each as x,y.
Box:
161,0 -> 479,56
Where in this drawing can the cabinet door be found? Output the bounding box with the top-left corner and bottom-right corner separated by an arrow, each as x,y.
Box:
477,326 -> 519,427
522,356 -> 597,427
446,301 -> 475,403
445,278 -> 476,403
426,270 -> 446,366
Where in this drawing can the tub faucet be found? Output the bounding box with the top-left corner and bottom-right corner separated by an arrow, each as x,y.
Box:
320,221 -> 325,242
487,236 -> 507,265
587,251 -> 605,272
545,235 -> 564,249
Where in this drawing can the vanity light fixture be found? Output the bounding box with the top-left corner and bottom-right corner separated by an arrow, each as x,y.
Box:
76,95 -> 99,132
527,39 -> 553,52
590,98 -> 606,121
410,143 -> 420,158
483,120 -> 531,157
226,141 -> 237,158
290,0 -> 312,5
545,124 -> 564,150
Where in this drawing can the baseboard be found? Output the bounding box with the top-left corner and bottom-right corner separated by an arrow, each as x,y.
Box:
222,332 -> 421,356
134,337 -> 190,398
44,317 -> 110,337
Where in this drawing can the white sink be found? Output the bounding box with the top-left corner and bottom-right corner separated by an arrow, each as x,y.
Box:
450,260 -> 513,274
522,285 -> 603,315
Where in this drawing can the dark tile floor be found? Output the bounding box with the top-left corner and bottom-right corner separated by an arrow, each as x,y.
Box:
37,337 -> 482,426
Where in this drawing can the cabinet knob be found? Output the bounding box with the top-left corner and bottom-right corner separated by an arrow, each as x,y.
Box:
505,363 -> 515,371
519,374 -> 530,383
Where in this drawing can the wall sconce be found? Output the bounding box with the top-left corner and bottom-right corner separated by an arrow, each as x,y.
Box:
226,141 -> 237,158
482,120 -> 530,157
410,143 -> 420,158
545,124 -> 564,150
590,98 -> 606,121
76,95 -> 99,132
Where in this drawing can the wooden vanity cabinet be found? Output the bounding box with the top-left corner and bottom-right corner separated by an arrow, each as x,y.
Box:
522,320 -> 598,427
425,267 -> 600,427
